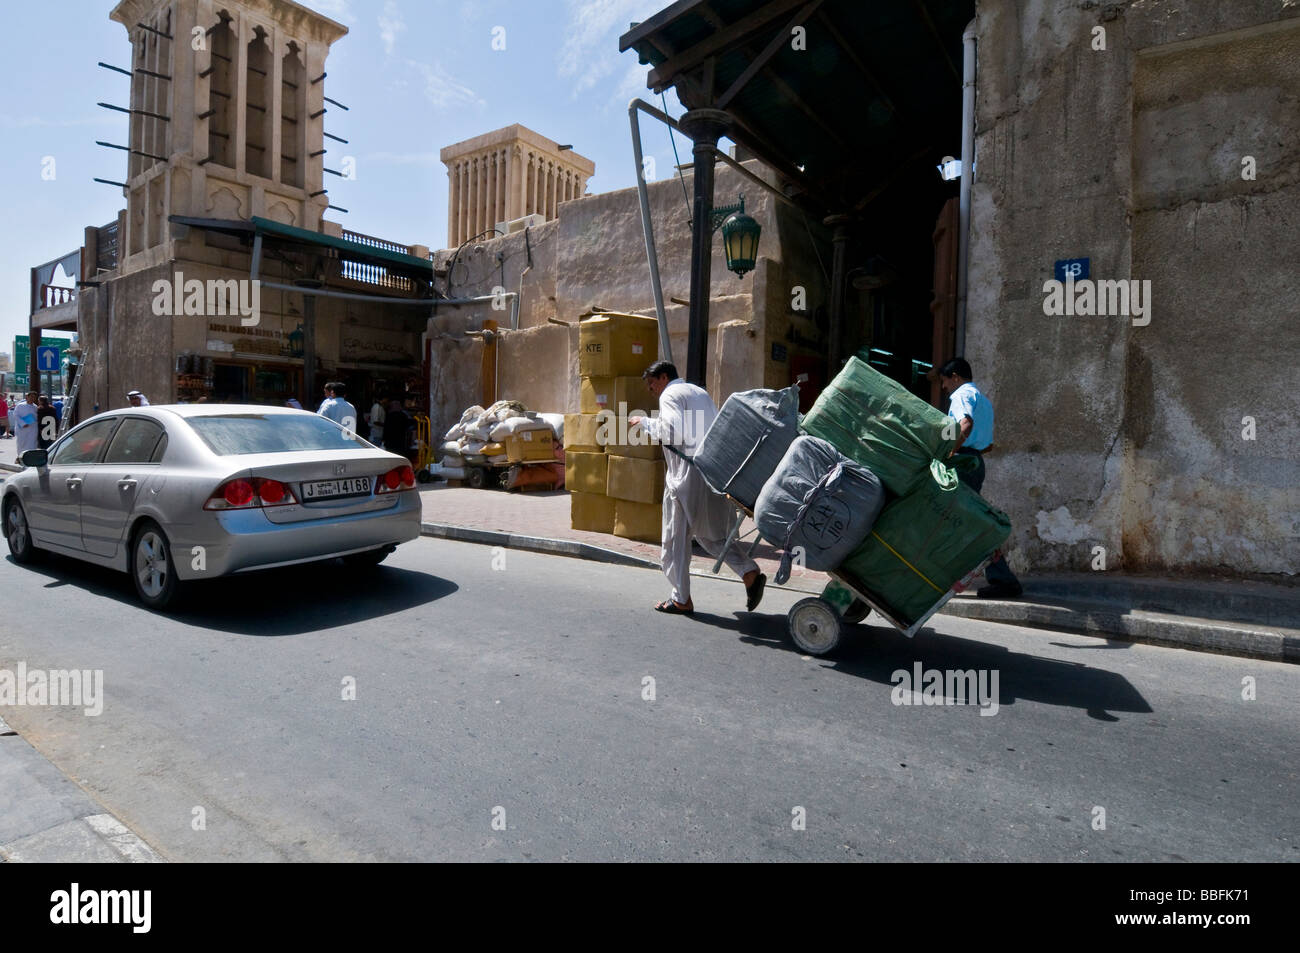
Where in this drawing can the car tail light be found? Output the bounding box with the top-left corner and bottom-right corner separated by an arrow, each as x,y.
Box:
374,464 -> 416,494
222,479 -> 255,508
204,477 -> 300,510
257,479 -> 289,505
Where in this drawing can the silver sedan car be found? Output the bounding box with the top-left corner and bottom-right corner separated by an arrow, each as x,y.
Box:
3,405 -> 423,609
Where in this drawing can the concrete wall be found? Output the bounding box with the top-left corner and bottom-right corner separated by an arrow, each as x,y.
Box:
425,157 -> 826,441
968,1 -> 1299,579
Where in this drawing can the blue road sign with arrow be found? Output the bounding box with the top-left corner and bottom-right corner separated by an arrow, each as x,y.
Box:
37,345 -> 60,372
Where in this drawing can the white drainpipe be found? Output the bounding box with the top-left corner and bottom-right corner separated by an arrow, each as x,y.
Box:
956,17 -> 977,356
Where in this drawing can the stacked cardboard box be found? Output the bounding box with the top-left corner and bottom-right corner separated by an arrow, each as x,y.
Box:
568,313 -> 662,542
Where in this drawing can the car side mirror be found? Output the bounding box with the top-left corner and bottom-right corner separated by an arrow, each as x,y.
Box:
21,449 -> 48,468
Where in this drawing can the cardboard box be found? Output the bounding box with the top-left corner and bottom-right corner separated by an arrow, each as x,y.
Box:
604,417 -> 663,460
564,451 -> 608,495
504,428 -> 554,463
579,313 -> 659,378
564,413 -> 605,453
613,499 -> 663,543
571,491 -> 617,534
580,376 -> 656,415
606,454 -> 666,504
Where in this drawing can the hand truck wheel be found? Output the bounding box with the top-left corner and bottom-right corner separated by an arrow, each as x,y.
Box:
788,597 -> 843,656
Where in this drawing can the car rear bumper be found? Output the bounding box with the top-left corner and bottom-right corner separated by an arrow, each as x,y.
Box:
173,491 -> 423,579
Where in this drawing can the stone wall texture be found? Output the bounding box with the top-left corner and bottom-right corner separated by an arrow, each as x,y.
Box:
968,1 -> 1299,578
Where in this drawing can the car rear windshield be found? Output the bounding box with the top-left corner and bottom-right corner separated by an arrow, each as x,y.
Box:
185,414 -> 372,456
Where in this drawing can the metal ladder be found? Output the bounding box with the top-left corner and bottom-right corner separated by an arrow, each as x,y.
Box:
58,361 -> 85,436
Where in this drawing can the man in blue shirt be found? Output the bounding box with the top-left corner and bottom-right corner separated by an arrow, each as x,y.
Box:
939,358 -> 1022,599
316,381 -> 358,435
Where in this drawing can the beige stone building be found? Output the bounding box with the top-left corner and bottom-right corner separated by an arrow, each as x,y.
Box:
35,0 -> 437,423
441,126 -> 594,248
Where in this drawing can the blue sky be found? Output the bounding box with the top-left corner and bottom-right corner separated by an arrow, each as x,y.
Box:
0,0 -> 693,358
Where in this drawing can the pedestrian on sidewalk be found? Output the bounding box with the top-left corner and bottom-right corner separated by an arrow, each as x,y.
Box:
368,392 -> 387,445
382,398 -> 410,458
630,361 -> 766,616
939,357 -> 1023,599
13,392 -> 39,459
0,393 -> 9,438
36,396 -> 57,450
127,390 -> 150,407
317,382 -> 358,434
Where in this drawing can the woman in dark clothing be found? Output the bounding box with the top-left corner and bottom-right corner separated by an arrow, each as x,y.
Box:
36,396 -> 58,450
382,399 -> 411,459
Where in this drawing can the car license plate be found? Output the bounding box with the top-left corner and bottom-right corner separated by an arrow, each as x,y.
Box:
302,477 -> 372,500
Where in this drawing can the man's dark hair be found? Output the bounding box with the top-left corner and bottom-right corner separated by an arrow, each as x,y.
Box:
330,381 -> 347,398
939,358 -> 973,381
642,361 -> 678,381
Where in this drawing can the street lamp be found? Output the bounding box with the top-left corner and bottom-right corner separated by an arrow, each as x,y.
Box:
710,194 -> 761,278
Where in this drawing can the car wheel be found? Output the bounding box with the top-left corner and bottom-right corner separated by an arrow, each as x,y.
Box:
5,498 -> 42,564
343,546 -> 393,568
131,519 -> 181,610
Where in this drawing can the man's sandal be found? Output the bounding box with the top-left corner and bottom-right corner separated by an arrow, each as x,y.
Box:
654,599 -> 693,615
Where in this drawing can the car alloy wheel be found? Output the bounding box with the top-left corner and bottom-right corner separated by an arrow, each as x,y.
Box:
5,500 -> 37,563
132,520 -> 179,609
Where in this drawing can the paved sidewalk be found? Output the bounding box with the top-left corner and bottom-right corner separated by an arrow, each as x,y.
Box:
0,715 -> 161,863
0,436 -> 18,472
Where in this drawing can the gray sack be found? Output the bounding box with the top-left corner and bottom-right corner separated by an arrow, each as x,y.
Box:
693,385 -> 800,511
755,435 -> 887,584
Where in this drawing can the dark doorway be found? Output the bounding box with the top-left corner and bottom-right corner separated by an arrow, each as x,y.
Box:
213,363 -> 251,403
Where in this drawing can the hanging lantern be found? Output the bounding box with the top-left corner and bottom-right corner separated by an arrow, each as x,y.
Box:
289,323 -> 305,358
721,211 -> 761,278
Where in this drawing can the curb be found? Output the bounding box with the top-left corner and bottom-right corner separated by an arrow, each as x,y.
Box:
0,725 -> 164,863
421,522 -> 658,570
939,596 -> 1299,664
420,522 -> 1297,662
418,522 -> 827,594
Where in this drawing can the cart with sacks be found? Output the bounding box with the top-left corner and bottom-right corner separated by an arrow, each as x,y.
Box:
437,401 -> 565,491
691,356 -> 1011,657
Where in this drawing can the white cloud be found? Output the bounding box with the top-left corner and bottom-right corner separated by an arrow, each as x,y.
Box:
378,1 -> 405,55
613,58 -> 650,105
406,59 -> 484,110
557,0 -> 653,97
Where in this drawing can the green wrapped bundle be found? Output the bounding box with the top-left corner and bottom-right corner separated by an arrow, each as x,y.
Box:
840,461 -> 1011,626
800,356 -> 957,495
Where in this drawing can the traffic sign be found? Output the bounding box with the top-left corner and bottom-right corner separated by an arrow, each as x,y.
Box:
37,345 -> 60,372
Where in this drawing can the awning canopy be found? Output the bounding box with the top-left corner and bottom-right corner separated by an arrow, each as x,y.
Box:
620,0 -> 975,215
169,215 -> 436,284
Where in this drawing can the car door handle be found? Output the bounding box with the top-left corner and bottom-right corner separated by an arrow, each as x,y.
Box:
118,479 -> 137,490
65,477 -> 82,488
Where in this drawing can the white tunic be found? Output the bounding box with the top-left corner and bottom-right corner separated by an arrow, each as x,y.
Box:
640,379 -> 732,542
13,401 -> 39,456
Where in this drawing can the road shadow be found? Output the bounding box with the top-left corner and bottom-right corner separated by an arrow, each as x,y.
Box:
691,608 -> 1151,721
6,552 -> 457,637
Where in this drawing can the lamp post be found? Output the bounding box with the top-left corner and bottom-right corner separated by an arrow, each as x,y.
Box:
295,278 -> 322,406
679,108 -> 730,386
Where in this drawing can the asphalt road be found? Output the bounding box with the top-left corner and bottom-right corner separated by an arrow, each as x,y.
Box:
1,537 -> 1296,862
